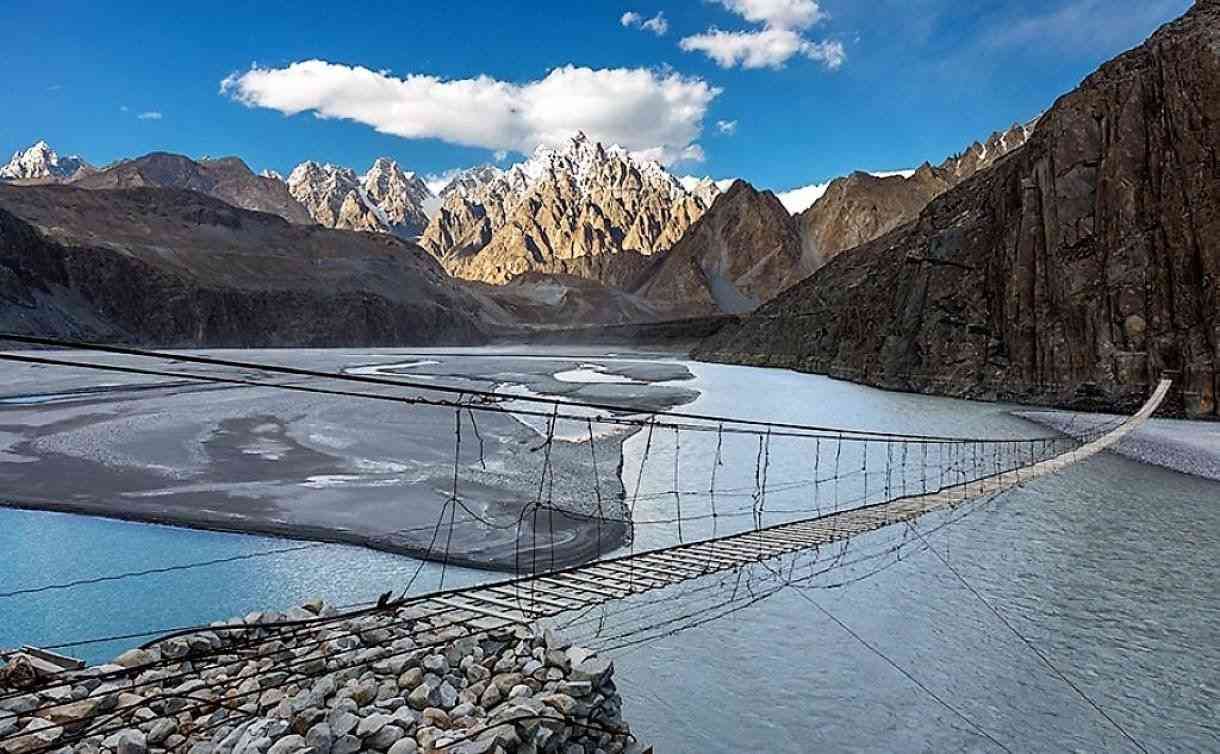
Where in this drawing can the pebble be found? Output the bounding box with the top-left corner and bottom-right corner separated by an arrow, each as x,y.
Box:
387,739 -> 418,754
355,713 -> 391,737
330,734 -> 361,754
305,723 -> 333,754
116,730 -> 146,754
266,735 -> 305,754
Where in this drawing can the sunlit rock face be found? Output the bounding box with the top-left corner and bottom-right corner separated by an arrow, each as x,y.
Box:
420,133 -> 719,286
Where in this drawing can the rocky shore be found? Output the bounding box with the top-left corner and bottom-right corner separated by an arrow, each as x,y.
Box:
0,601 -> 643,754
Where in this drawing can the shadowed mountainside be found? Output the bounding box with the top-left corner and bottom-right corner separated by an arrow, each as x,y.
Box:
73,152 -> 314,225
630,181 -> 805,316
0,184 -> 494,346
697,0 -> 1220,418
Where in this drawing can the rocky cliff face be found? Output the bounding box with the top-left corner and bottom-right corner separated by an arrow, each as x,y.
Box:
697,0 -> 1220,418
420,133 -> 716,286
360,158 -> 433,237
797,121 -> 1035,268
631,181 -> 805,316
73,153 -> 314,224
287,159 -> 436,238
1,141 -> 94,182
0,184 -> 493,346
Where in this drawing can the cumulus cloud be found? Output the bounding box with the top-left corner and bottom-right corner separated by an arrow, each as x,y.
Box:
221,61 -> 719,165
716,119 -> 738,135
137,111 -> 163,120
682,0 -> 842,70
621,10 -> 669,35
713,0 -> 825,30
681,28 -> 843,69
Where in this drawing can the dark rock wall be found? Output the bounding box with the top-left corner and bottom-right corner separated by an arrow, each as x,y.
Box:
698,1 -> 1220,418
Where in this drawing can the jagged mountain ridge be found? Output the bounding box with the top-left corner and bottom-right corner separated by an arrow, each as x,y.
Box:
1,141 -> 94,183
697,0 -> 1220,417
71,152 -> 313,224
420,133 -> 721,285
287,159 -> 435,238
797,119 -> 1036,269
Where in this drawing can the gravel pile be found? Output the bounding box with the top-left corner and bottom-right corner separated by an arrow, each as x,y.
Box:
0,601 -> 644,754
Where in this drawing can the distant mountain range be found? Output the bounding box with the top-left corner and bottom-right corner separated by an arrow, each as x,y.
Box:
420,133 -> 722,286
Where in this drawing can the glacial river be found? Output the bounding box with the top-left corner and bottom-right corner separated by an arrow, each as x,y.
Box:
1,348 -> 1217,753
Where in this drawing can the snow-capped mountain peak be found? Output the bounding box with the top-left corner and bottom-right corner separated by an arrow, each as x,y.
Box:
1,140 -> 93,182
286,158 -> 436,239
419,133 -> 723,285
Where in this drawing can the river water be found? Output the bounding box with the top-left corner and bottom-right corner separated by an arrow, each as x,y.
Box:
1,348 -> 1217,753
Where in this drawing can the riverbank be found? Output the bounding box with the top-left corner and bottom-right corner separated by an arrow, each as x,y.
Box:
1015,409 -> 1220,483
0,602 -> 642,754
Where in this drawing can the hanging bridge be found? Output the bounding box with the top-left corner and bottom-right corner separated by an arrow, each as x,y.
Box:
0,336 -> 1171,754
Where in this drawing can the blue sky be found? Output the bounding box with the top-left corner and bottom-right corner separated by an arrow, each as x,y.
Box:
2,0 -> 1192,192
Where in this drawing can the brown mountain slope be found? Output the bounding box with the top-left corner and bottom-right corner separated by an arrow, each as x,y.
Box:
697,0 -> 1220,418
74,153 -> 314,225
632,181 -> 804,316
0,184 -> 491,346
797,121 -> 1034,269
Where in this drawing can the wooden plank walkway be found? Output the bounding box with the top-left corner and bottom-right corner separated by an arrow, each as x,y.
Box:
401,379 -> 1173,630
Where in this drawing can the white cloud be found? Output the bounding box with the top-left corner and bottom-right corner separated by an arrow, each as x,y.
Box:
774,169 -> 917,214
642,12 -> 669,35
716,119 -> 738,135
682,0 -> 842,70
137,111 -> 163,120
776,181 -> 832,213
713,0 -> 825,30
424,168 -> 463,196
222,61 -> 719,165
119,105 -> 129,112
493,150 -> 509,162
622,10 -> 669,35
633,143 -> 706,164
871,169 -> 916,179
680,28 -> 843,70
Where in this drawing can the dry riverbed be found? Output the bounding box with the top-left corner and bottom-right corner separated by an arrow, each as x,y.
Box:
0,348 -> 697,571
